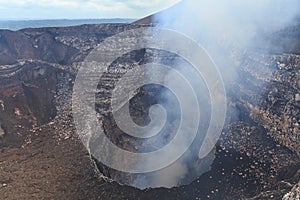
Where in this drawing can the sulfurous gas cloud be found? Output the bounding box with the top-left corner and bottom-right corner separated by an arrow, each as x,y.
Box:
155,0 -> 300,81
130,0 -> 300,189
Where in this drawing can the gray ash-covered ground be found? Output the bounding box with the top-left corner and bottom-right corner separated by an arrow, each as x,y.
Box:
0,22 -> 299,200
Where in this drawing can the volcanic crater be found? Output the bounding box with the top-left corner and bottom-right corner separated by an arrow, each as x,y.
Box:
0,13 -> 299,200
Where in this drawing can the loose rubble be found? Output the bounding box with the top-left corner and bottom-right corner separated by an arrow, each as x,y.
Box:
283,182 -> 300,200
0,24 -> 299,199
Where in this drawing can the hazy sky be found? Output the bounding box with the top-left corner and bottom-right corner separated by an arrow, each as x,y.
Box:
0,0 -> 180,19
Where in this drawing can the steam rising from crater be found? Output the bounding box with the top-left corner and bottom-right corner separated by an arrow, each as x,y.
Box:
73,0 -> 300,190
131,0 -> 300,189
155,0 -> 300,82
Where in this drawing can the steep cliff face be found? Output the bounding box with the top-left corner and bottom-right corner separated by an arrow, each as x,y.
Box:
0,24 -> 145,148
0,21 -> 299,199
0,62 -> 59,147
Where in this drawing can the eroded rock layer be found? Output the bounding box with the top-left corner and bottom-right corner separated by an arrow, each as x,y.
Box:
0,22 -> 299,199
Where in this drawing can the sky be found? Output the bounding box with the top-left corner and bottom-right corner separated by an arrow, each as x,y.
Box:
0,0 -> 180,20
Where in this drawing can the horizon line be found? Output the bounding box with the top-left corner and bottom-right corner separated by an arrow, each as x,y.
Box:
0,18 -> 138,21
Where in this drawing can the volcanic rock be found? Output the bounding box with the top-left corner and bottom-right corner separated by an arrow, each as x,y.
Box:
0,10 -> 299,200
283,181 -> 300,200
0,125 -> 4,137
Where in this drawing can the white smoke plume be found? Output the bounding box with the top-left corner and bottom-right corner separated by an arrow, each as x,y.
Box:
132,0 -> 300,189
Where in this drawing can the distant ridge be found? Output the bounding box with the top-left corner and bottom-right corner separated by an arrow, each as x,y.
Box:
0,18 -> 136,31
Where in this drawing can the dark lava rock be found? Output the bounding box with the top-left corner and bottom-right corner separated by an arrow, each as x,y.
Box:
0,14 -> 299,200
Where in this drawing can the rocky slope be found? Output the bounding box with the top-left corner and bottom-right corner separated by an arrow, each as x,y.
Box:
0,19 -> 299,200
283,181 -> 300,200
